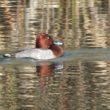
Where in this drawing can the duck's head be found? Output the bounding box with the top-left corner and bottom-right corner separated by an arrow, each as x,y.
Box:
36,33 -> 63,48
36,33 -> 64,57
36,33 -> 54,48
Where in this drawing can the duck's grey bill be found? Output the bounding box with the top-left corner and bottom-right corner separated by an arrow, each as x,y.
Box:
53,41 -> 63,46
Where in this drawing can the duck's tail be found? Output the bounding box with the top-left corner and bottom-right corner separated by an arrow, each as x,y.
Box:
3,54 -> 12,58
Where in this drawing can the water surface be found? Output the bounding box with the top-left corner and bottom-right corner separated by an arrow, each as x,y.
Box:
0,0 -> 110,110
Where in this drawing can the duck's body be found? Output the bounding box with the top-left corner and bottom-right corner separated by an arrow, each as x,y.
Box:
4,33 -> 64,60
15,48 -> 55,60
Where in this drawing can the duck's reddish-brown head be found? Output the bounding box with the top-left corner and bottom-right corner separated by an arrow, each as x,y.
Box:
36,33 -> 54,48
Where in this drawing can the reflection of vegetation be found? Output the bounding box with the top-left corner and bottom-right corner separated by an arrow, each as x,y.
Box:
0,0 -> 109,49
3,67 -> 17,110
0,0 -> 25,50
26,0 -> 30,8
0,7 -> 12,35
0,58 -> 109,109
81,61 -> 110,109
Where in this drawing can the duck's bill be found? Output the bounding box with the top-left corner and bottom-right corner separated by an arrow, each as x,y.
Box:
53,41 -> 64,46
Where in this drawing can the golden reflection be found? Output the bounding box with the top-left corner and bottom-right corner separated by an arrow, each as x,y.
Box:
0,58 -> 109,110
0,0 -> 16,29
77,0 -> 109,48
0,0 -> 25,50
81,60 -> 110,109
0,0 -> 109,50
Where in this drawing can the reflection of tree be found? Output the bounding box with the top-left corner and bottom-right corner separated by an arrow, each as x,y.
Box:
14,65 -> 37,110
0,62 -> 64,110
0,1 -> 15,50
0,0 -> 109,50
77,0 -> 109,48
107,0 -> 110,47
81,61 -> 110,109
61,61 -> 86,110
58,0 -> 75,48
1,66 -> 17,110
0,1 -> 15,32
0,0 -> 25,50
0,58 -> 110,110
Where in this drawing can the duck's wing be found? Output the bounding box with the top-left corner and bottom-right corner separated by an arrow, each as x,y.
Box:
15,48 -> 40,59
15,48 -> 55,59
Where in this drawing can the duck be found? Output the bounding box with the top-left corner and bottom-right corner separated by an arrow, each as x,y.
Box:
4,33 -> 64,60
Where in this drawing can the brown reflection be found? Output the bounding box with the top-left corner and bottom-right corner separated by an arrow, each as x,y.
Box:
37,62 -> 55,77
36,62 -> 55,88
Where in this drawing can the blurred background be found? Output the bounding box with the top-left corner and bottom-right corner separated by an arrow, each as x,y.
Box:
0,0 -> 109,50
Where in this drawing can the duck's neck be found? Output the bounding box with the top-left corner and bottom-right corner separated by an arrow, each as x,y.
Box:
49,44 -> 64,57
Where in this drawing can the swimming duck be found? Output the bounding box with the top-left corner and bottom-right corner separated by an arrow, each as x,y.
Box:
4,33 -> 64,60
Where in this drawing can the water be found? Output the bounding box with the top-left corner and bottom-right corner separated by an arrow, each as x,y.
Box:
0,0 -> 110,110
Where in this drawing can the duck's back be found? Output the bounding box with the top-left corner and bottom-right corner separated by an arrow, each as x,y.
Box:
15,48 -> 55,59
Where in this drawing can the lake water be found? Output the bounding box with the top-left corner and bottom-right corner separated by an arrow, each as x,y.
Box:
0,0 -> 110,110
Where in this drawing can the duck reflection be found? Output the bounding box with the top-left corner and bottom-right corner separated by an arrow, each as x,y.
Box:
37,62 -> 55,77
36,61 -> 63,90
14,61 -> 63,109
